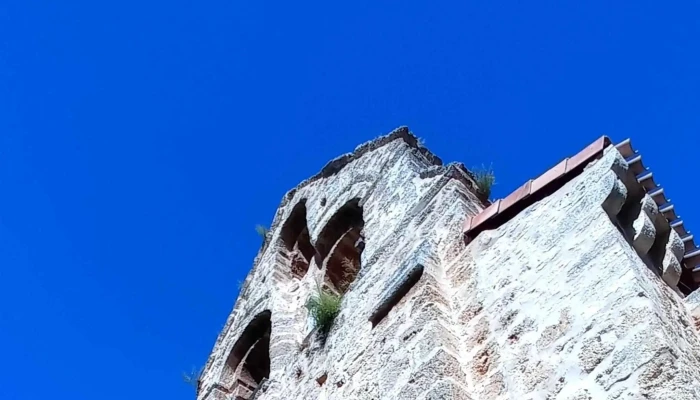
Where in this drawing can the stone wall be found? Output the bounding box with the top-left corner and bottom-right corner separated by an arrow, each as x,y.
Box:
198,128 -> 700,400
451,147 -> 700,399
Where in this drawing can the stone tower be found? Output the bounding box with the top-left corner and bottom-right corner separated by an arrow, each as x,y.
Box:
197,127 -> 700,400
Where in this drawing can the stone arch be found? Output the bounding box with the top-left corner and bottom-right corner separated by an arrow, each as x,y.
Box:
279,200 -> 315,278
219,310 -> 272,400
315,198 -> 365,293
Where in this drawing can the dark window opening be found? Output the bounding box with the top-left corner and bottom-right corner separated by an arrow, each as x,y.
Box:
280,201 -> 315,278
315,199 -> 365,293
220,311 -> 272,400
369,265 -> 424,327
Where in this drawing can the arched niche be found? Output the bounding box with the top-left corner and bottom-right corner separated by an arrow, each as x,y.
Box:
219,310 -> 271,400
315,198 -> 365,293
279,200 -> 315,278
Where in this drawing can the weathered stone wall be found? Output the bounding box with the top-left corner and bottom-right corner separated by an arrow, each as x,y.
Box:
198,128 -> 700,400
452,148 -> 700,399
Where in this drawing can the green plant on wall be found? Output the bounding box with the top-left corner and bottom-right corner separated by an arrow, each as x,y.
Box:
306,286 -> 342,336
182,365 -> 203,392
255,224 -> 269,245
472,165 -> 496,200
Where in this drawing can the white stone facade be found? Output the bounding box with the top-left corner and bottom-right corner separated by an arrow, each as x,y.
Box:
197,127 -> 700,400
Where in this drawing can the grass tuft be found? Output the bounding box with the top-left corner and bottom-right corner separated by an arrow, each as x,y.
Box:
472,165 -> 496,199
306,287 -> 342,335
255,224 -> 269,245
182,366 -> 203,392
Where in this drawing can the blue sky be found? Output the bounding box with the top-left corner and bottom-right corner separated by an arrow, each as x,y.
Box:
1,1 -> 699,399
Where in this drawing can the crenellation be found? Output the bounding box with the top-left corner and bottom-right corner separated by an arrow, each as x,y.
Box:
198,127 -> 700,400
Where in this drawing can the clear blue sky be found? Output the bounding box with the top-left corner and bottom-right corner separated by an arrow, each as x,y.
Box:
1,1 -> 698,399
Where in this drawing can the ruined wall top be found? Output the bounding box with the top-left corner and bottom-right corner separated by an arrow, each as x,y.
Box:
198,125 -> 700,400
253,126 -> 482,268
198,126 -> 486,396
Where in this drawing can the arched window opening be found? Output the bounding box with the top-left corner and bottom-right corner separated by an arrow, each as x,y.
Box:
315,199 -> 365,293
220,311 -> 271,400
280,201 -> 315,278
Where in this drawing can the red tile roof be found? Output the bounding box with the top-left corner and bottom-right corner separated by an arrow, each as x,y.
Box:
462,136 -> 700,294
464,136 -> 611,241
